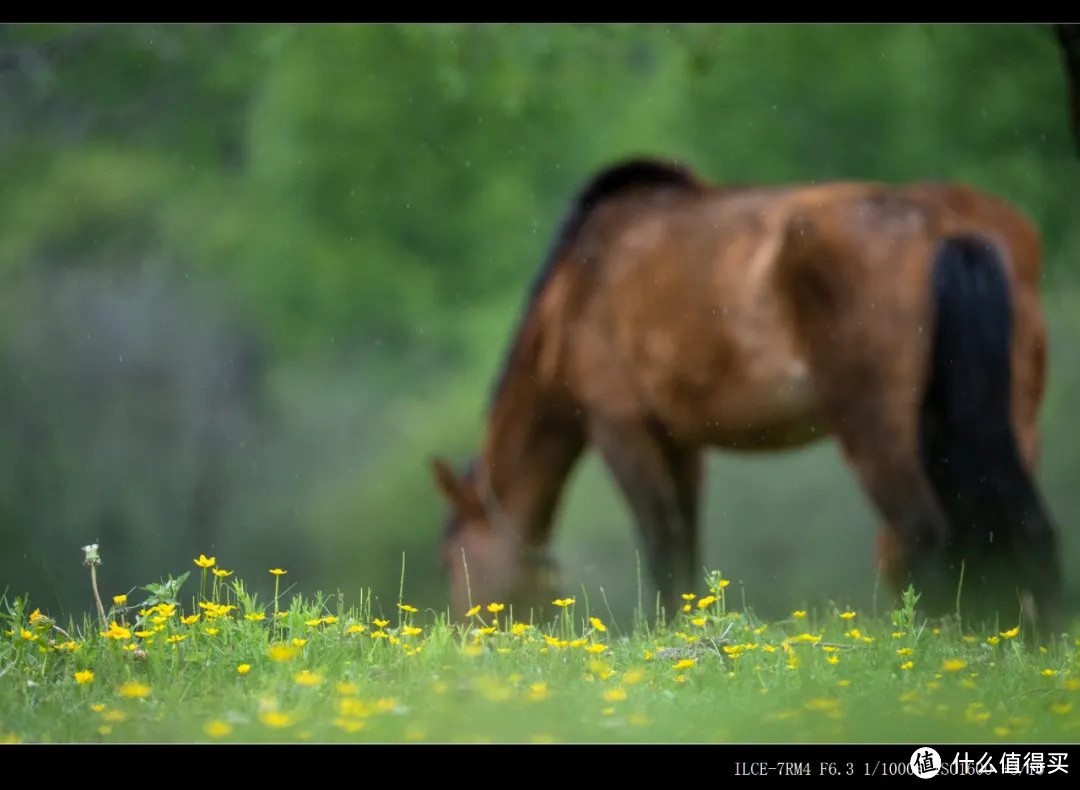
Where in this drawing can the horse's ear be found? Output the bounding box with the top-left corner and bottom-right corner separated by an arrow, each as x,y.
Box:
431,457 -> 460,501
430,457 -> 486,521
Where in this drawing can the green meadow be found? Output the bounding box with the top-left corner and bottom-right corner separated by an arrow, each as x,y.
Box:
2,552 -> 1077,744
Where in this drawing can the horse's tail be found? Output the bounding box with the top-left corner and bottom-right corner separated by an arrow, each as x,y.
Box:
918,234 -> 1062,632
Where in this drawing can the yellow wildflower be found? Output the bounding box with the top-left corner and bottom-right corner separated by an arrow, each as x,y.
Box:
901,661 -> 914,670
673,659 -> 695,670
681,593 -> 696,601
181,614 -> 200,625
624,668 -> 646,685
259,711 -> 293,728
697,596 -> 717,609
896,647 -> 914,656
74,670 -> 94,685
102,622 -> 131,640
486,603 -> 504,613
268,644 -> 297,662
942,659 -> 967,672
113,595 -> 127,606
292,638 -> 308,647
245,613 -> 265,622
586,643 -> 607,653
603,687 -> 628,702
402,626 -> 422,637
373,618 -> 389,628
269,568 -> 287,575
346,625 -> 365,634
237,664 -> 251,675
1000,626 -> 1020,639
792,610 -> 806,619
398,603 -> 419,613
118,681 -> 150,698
203,720 -> 232,737
590,617 -> 607,632
194,554 -> 215,568
295,670 -> 321,686
465,605 -> 481,617
211,568 -> 233,577
553,598 -> 575,607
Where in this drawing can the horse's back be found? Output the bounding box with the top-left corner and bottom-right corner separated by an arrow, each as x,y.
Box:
546,176 -> 1043,455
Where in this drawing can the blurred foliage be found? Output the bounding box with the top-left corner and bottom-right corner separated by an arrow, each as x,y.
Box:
0,24 -> 1077,620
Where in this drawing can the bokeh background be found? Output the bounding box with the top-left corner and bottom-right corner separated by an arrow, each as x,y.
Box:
1,24 -> 1077,625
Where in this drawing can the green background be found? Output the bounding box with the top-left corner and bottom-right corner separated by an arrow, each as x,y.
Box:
0,24 -> 1077,624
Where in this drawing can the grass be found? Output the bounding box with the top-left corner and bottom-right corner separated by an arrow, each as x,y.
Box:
1,555 -> 1078,744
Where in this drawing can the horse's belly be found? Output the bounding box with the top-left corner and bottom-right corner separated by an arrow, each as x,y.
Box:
652,348 -> 825,449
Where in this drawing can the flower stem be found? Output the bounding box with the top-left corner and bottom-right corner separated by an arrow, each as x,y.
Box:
90,565 -> 106,628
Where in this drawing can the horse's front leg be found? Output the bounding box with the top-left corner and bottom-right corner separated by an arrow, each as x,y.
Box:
590,416 -> 702,622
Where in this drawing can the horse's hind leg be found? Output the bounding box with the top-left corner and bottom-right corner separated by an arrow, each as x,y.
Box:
821,376 -> 960,614
776,216 -> 957,614
590,416 -> 702,621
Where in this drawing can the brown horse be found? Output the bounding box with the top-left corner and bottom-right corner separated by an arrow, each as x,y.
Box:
431,158 -> 1064,636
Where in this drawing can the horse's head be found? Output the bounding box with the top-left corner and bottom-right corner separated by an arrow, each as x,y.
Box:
431,457 -> 560,619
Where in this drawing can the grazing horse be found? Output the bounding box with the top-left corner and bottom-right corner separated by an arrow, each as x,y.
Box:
431,158 -> 1064,635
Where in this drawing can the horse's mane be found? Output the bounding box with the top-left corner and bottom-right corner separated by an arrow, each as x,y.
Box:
487,158 -> 701,410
